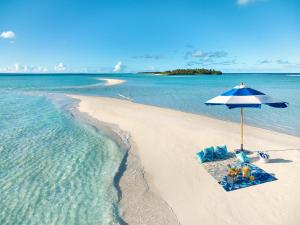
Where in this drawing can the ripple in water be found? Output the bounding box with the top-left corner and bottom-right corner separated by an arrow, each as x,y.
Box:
0,92 -> 125,225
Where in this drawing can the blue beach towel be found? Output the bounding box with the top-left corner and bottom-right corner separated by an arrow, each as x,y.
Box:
219,163 -> 277,191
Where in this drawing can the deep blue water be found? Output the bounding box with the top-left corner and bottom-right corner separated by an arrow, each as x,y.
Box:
0,73 -> 299,224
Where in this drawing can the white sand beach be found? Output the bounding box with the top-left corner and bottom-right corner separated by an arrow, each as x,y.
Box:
98,78 -> 126,86
70,95 -> 300,225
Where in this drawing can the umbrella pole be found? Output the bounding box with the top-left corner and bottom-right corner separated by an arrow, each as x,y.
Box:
240,107 -> 244,151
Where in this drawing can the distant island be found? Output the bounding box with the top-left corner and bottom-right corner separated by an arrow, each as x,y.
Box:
139,68 -> 222,75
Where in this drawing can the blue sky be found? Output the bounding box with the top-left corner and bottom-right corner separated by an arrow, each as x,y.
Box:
0,0 -> 300,73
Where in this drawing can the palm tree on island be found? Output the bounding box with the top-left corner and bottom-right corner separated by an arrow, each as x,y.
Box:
139,68 -> 222,75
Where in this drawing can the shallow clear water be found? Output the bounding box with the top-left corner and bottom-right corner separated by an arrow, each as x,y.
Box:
0,91 -> 125,224
0,73 -> 299,224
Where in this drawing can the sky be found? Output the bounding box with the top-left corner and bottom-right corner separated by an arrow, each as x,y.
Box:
0,0 -> 300,73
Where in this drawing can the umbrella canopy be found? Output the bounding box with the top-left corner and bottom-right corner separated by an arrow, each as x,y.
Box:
205,83 -> 288,151
205,84 -> 288,109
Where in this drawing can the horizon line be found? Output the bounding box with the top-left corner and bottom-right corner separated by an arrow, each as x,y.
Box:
1,72 -> 300,75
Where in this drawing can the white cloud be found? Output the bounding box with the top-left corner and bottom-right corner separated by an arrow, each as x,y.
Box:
0,64 -> 22,73
23,65 -> 29,72
185,50 -> 228,61
14,64 -> 20,72
30,66 -> 48,73
0,64 -> 50,73
258,59 -> 272,64
54,62 -> 66,72
113,61 -> 125,72
37,66 -> 48,72
0,31 -> 15,39
276,59 -> 290,65
191,51 -> 208,58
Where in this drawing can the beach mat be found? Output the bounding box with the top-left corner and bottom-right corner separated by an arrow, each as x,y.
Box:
202,157 -> 277,191
218,163 -> 277,191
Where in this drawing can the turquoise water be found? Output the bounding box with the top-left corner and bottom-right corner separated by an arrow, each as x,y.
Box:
2,73 -> 296,135
0,73 -> 299,224
0,90 -> 125,224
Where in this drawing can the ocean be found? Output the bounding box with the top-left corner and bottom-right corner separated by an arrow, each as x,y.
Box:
0,73 -> 299,224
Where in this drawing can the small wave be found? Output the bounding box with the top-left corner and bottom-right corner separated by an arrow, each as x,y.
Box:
118,93 -> 133,101
286,75 -> 300,77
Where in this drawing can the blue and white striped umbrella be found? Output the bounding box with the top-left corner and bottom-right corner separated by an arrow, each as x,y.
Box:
205,84 -> 288,109
205,83 -> 288,151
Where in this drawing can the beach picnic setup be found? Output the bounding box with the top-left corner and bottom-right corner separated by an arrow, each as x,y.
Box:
197,145 -> 277,191
197,83 -> 288,191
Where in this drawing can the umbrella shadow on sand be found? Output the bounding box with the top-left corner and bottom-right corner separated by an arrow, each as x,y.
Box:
264,148 -> 300,152
268,158 -> 293,163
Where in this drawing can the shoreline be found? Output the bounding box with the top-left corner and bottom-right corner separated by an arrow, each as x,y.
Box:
66,94 -> 180,225
60,95 -> 130,224
69,94 -> 300,225
64,96 -> 131,224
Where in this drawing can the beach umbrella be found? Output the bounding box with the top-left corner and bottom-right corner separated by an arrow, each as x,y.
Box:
205,83 -> 288,151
